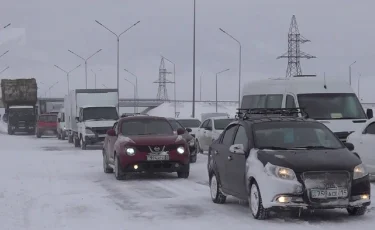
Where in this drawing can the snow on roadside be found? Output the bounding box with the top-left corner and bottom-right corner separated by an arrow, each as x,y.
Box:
147,102 -> 238,119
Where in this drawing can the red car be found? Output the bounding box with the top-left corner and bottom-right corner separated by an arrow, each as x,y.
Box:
35,113 -> 58,138
102,116 -> 190,180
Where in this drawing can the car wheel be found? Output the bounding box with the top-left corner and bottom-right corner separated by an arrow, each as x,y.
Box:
190,155 -> 197,163
103,150 -> 113,173
177,170 -> 189,178
36,131 -> 41,138
249,180 -> 269,220
68,135 -> 73,143
347,206 -> 367,216
114,156 -> 126,180
196,140 -> 203,154
209,173 -> 226,204
57,133 -> 61,139
80,137 -> 86,150
61,133 -> 66,140
74,136 -> 80,147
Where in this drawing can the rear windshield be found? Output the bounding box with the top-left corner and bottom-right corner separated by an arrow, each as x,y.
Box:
39,115 -> 57,122
177,119 -> 201,128
121,119 -> 174,136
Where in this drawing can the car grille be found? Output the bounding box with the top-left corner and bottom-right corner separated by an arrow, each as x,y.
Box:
136,144 -> 179,153
333,132 -> 351,142
91,127 -> 112,135
301,171 -> 351,203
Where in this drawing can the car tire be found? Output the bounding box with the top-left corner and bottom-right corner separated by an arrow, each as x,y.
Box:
177,170 -> 189,178
68,134 -> 73,143
36,131 -> 41,138
80,137 -> 86,150
190,155 -> 197,163
74,136 -> 80,147
196,140 -> 203,154
114,155 -> 126,180
249,180 -> 269,220
209,173 -> 226,204
57,133 -> 61,139
347,206 -> 367,216
103,150 -> 113,173
61,133 -> 66,140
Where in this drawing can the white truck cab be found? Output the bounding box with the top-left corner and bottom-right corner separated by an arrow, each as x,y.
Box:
241,77 -> 371,142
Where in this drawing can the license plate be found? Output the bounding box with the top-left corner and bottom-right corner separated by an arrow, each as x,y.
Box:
311,188 -> 348,199
147,155 -> 169,161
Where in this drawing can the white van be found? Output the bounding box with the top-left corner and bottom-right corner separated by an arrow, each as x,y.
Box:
240,77 -> 373,142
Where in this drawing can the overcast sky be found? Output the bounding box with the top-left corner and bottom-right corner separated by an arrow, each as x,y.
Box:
1,0 -> 375,102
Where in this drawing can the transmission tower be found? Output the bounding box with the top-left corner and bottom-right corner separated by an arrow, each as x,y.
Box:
277,15 -> 316,78
153,57 -> 174,100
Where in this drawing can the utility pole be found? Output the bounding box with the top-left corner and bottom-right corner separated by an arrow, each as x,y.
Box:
54,64 -> 81,93
123,78 -> 136,113
357,73 -> 361,100
192,0 -> 196,118
68,49 -> 102,89
199,71 -> 203,101
95,20 -> 141,113
349,61 -> 356,86
123,69 -> 139,113
215,68 -> 230,112
161,55 -> 177,117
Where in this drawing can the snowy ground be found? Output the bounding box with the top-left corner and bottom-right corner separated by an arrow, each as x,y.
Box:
1,122 -> 375,230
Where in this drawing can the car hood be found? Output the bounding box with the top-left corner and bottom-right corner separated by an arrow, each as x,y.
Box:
257,148 -> 362,173
181,132 -> 193,141
84,120 -> 116,128
118,134 -> 185,145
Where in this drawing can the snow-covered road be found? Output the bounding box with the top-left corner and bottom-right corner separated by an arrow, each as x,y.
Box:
1,130 -> 375,230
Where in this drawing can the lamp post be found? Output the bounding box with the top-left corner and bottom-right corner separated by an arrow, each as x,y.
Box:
0,50 -> 9,59
199,71 -> 203,101
45,81 -> 59,97
123,78 -> 136,113
67,49 -> 102,89
54,64 -> 81,93
219,28 -> 241,107
91,69 -> 101,89
192,0 -> 196,118
216,68 -> 230,112
95,20 -> 141,112
357,73 -> 361,100
0,66 -> 9,74
123,68 -> 138,113
160,55 -> 177,117
349,61 -> 356,86
2,23 -> 11,29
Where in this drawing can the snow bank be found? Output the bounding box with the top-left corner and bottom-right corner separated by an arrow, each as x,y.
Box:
147,102 -> 238,120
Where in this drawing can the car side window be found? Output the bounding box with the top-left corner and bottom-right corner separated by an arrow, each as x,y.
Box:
233,125 -> 248,149
364,122 -> 375,134
286,95 -> 296,108
112,122 -> 118,134
221,125 -> 238,145
207,120 -> 212,129
200,120 -> 208,128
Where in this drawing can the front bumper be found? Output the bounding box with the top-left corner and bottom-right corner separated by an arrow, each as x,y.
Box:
11,125 -> 35,132
120,161 -> 189,173
261,172 -> 370,210
84,134 -> 106,144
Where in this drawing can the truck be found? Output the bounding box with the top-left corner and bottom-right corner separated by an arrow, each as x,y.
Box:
65,89 -> 119,150
1,78 -> 38,135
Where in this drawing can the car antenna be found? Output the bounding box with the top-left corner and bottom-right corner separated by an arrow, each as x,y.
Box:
323,72 -> 327,89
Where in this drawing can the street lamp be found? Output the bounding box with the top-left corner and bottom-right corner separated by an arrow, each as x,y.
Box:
91,69 -> 101,89
0,66 -> 9,74
349,61 -> 356,86
216,68 -> 230,112
199,71 -> 203,101
123,78 -> 136,113
54,64 -> 81,93
160,55 -> 177,117
219,28 -> 241,107
95,20 -> 141,112
45,81 -> 59,97
0,50 -> 9,59
192,0 -> 196,118
357,73 -> 361,100
68,49 -> 102,89
2,23 -> 11,29
123,68 -> 138,113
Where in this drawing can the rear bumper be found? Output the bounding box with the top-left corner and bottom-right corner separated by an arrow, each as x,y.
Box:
37,127 -> 57,132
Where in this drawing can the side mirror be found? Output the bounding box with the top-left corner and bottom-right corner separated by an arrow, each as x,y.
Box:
344,142 -> 354,151
57,118 -> 61,122
177,128 -> 185,135
107,129 -> 116,136
229,144 -> 245,154
186,128 -> 192,132
366,108 -> 373,119
75,117 -> 79,122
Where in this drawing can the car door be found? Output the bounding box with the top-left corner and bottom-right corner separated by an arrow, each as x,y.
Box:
202,119 -> 213,150
226,124 -> 248,199
213,124 -> 238,192
107,121 -> 118,163
196,120 -> 208,148
356,122 -> 375,173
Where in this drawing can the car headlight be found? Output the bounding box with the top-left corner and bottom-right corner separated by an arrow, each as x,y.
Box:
177,146 -> 185,154
265,163 -> 296,180
188,139 -> 195,146
126,147 -> 135,156
85,128 -> 94,135
353,163 -> 367,180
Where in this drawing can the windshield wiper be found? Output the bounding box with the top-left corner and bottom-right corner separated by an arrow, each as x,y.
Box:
258,146 -> 290,150
293,145 -> 338,149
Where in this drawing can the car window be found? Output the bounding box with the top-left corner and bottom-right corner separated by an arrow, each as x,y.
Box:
286,95 -> 296,108
121,119 -> 174,136
201,120 -> 208,128
214,119 -> 234,130
266,94 -> 283,108
177,119 -> 201,128
253,121 -> 343,149
233,125 -> 248,148
365,122 -> 375,135
207,120 -> 212,129
221,125 -> 238,145
39,115 -> 57,122
168,119 -> 183,131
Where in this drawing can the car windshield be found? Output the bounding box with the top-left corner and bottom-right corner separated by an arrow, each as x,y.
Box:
168,119 -> 184,131
214,119 -> 234,130
177,119 -> 201,128
121,119 -> 174,136
253,121 -> 344,150
297,93 -> 366,120
9,108 -> 35,116
82,107 -> 118,121
39,115 -> 57,122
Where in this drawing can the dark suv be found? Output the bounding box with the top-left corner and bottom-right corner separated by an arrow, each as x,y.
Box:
208,108 -> 370,220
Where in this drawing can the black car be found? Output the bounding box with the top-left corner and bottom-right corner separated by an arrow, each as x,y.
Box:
208,108 -> 370,220
167,117 -> 197,163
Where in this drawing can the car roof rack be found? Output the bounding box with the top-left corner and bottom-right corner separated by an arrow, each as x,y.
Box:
235,108 -> 308,120
120,113 -> 149,118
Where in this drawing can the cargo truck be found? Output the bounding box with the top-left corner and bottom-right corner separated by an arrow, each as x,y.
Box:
65,89 -> 119,150
1,78 -> 38,135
